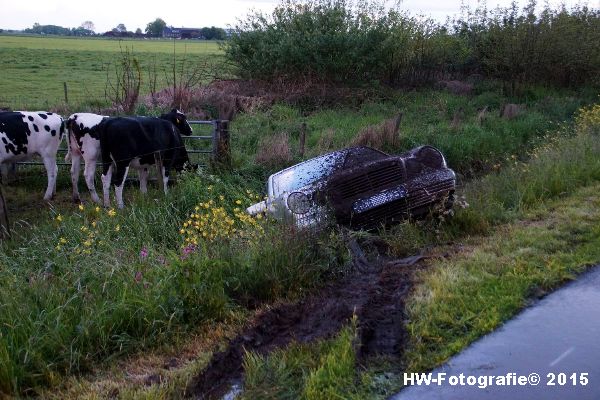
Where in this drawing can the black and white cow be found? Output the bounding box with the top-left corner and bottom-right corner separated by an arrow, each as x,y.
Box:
92,109 -> 193,208
65,113 -> 107,203
0,111 -> 64,200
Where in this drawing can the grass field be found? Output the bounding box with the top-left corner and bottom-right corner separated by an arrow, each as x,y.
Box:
0,35 -> 223,110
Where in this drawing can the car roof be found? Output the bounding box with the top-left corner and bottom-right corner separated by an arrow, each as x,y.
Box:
270,146 -> 389,178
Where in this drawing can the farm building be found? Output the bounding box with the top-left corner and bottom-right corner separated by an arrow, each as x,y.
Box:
162,26 -> 203,39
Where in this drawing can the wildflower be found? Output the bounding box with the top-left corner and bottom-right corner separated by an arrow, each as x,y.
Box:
95,206 -> 101,213
91,221 -> 97,228
115,225 -> 120,232
107,209 -> 116,217
235,200 -> 242,205
56,245 -> 61,251
56,214 -> 63,222
140,247 -> 148,259
59,237 -> 67,244
181,244 -> 196,260
219,195 -> 225,201
78,204 -> 84,211
83,239 -> 92,247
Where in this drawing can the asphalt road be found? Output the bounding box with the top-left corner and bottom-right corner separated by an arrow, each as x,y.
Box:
391,265 -> 600,400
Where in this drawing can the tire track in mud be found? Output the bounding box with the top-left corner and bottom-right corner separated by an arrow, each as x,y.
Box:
187,260 -> 418,399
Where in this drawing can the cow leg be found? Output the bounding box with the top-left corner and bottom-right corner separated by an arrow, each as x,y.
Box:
42,156 -> 58,201
101,164 -> 114,208
114,165 -> 130,209
162,167 -> 169,194
139,168 -> 149,194
84,160 -> 101,204
70,153 -> 82,203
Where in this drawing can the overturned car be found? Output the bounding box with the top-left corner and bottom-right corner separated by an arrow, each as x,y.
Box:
247,146 -> 456,230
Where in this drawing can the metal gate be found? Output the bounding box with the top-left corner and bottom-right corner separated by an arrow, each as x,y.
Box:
13,119 -> 230,169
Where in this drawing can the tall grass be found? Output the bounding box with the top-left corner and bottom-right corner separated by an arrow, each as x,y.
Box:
0,171 -> 343,394
233,87 -> 596,175
449,126 -> 600,234
243,323 -> 362,400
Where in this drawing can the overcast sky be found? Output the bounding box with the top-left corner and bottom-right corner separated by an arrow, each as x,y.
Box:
0,0 -> 597,33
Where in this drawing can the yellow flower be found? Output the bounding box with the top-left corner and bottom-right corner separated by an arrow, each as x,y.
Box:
115,225 -> 121,232
107,209 -> 116,217
219,195 -> 225,201
95,206 -> 101,213
78,204 -> 84,211
56,245 -> 61,251
56,214 -> 63,222
180,229 -> 185,234
83,239 -> 92,247
59,237 -> 67,244
235,200 -> 242,205
92,221 -> 97,228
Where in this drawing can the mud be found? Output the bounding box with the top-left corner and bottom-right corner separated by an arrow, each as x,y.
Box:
187,256 -> 418,399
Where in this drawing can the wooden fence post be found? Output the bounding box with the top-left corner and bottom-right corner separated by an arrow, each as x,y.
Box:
299,122 -> 306,158
63,82 -> 69,104
213,120 -> 231,169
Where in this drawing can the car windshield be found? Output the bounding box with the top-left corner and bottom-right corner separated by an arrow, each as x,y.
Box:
270,151 -> 347,196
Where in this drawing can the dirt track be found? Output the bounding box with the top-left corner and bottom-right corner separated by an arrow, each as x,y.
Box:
187,253 -> 419,399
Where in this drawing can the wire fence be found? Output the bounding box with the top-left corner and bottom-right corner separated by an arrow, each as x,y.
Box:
9,120 -> 230,180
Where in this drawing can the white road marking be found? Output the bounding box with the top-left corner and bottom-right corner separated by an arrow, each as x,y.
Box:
549,346 -> 575,367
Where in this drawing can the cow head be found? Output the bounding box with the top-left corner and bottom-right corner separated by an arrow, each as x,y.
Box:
161,109 -> 193,136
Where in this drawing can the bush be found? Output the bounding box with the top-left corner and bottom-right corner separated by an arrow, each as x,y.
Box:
226,0 -> 600,88
454,1 -> 600,89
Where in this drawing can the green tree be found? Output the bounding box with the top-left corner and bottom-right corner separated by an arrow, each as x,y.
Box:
145,18 -> 167,37
114,23 -> 127,33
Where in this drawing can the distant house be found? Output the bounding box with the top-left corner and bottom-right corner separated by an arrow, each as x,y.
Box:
162,26 -> 202,39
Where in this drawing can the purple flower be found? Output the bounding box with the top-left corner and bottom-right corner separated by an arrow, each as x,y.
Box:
140,247 -> 149,259
180,244 -> 196,260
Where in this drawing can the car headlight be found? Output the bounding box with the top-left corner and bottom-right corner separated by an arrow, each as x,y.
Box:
287,192 -> 312,214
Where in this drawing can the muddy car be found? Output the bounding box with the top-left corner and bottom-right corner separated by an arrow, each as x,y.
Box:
247,145 -> 456,229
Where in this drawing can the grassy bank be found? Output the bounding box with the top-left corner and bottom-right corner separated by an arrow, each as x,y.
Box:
0,87 -> 598,396
232,109 -> 600,399
0,171 -> 344,394
233,86 -> 597,173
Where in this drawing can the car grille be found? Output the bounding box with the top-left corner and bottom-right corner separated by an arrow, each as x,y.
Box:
348,178 -> 455,229
335,163 -> 403,199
